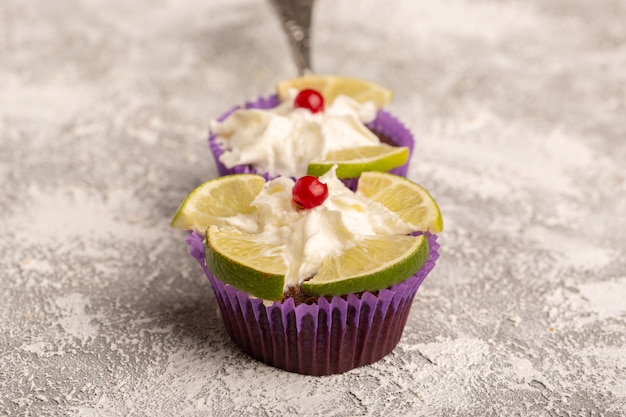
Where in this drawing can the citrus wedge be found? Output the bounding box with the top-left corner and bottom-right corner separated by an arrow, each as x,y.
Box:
206,226 -> 287,301
277,75 -> 393,108
357,171 -> 444,233
301,234 -> 429,296
171,174 -> 265,234
307,145 -> 409,178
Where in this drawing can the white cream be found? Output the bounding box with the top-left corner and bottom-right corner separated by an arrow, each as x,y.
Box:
211,89 -> 380,178
221,168 -> 415,291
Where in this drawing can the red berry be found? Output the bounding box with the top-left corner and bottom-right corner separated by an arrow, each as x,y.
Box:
292,176 -> 329,209
294,89 -> 324,113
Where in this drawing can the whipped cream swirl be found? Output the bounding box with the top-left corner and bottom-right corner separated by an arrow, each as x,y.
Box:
211,89 -> 381,178
218,168 -> 415,291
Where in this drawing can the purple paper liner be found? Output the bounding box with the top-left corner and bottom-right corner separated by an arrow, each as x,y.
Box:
208,94 -> 415,188
186,231 -> 440,376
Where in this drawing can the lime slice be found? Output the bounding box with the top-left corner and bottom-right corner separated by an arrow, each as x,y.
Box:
171,174 -> 265,234
301,234 -> 429,296
206,226 -> 287,301
307,145 -> 409,178
357,171 -> 444,233
173,172 -> 441,300
277,75 -> 393,108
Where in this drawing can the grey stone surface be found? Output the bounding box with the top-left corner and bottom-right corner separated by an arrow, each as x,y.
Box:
1,0 -> 625,415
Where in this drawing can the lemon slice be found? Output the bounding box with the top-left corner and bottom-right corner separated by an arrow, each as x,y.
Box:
206,226 -> 287,301
307,145 -> 409,178
277,75 -> 393,107
171,174 -> 265,234
301,234 -> 429,296
357,171 -> 444,233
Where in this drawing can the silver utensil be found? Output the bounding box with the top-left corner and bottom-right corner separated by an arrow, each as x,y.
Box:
268,0 -> 315,75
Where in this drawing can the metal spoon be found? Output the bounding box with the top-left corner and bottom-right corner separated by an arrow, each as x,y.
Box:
268,0 -> 315,75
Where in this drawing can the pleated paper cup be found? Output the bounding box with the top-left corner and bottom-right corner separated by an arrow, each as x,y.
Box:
186,232 -> 440,376
208,94 -> 415,187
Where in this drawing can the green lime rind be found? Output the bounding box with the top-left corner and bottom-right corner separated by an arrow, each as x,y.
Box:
306,146 -> 409,179
205,226 -> 286,301
301,234 -> 429,297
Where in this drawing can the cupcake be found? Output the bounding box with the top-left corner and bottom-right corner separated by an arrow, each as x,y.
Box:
171,168 -> 443,375
208,75 -> 414,187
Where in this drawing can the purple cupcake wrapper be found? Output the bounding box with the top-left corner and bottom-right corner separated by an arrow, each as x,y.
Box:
208,94 -> 415,188
186,231 -> 440,375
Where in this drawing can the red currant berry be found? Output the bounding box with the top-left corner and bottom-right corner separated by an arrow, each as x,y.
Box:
294,89 -> 325,113
292,176 -> 329,209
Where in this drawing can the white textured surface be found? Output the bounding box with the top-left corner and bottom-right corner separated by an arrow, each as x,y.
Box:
1,0 -> 626,415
